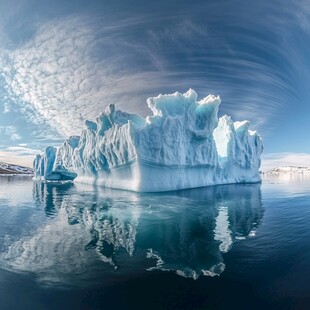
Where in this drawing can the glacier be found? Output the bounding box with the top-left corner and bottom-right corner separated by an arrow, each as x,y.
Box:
33,89 -> 263,192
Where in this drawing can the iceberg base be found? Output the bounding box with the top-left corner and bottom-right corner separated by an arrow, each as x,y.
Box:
73,161 -> 261,192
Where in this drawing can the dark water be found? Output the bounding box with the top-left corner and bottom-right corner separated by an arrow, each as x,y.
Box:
0,175 -> 310,309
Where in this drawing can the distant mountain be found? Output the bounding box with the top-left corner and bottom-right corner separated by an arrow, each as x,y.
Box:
263,166 -> 310,174
0,162 -> 33,175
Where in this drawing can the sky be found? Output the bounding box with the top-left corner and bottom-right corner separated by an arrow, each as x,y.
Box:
0,0 -> 309,169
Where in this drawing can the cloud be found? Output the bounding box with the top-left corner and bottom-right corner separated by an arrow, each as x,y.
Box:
289,1 -> 310,31
0,126 -> 21,141
261,152 -> 310,171
0,17 -> 181,138
0,151 -> 34,167
0,145 -> 41,166
5,146 -> 40,154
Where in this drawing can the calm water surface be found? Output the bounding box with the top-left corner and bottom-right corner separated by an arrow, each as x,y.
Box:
0,175 -> 310,309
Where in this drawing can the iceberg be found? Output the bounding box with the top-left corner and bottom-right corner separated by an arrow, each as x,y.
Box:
33,89 -> 263,192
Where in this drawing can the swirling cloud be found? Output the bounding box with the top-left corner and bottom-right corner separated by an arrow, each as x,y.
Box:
0,0 -> 309,164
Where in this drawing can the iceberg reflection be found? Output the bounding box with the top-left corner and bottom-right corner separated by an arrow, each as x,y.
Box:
0,182 -> 263,285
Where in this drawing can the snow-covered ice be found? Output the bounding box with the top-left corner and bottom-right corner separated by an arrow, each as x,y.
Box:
33,89 -> 263,192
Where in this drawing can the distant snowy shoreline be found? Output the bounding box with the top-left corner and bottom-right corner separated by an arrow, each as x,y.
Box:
0,162 -> 33,175
262,166 -> 310,175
